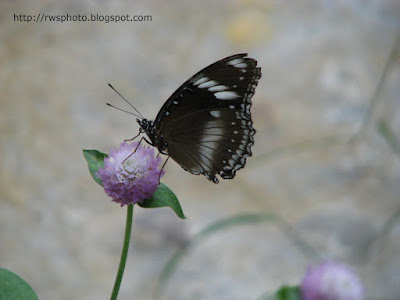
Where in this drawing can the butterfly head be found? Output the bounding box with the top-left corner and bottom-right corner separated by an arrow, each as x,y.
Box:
137,118 -> 151,133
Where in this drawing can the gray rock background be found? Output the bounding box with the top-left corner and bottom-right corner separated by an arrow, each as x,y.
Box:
1,0 -> 399,299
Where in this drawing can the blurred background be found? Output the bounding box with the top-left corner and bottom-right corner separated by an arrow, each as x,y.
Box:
1,0 -> 400,299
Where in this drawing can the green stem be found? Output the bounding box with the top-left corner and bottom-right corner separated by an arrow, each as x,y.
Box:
111,204 -> 134,300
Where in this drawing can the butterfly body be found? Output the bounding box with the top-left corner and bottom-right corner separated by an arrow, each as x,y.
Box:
137,119 -> 168,154
138,53 -> 261,183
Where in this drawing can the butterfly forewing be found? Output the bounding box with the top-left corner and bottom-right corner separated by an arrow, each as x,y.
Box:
148,53 -> 261,183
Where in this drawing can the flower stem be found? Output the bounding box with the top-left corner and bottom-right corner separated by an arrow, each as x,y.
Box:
111,204 -> 134,300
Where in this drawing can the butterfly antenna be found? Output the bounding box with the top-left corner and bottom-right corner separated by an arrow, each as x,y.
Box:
108,83 -> 144,119
106,103 -> 141,118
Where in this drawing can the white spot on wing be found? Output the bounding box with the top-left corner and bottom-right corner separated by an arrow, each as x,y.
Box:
210,111 -> 220,118
193,76 -> 208,86
208,85 -> 228,92
198,80 -> 218,89
227,58 -> 243,66
215,91 -> 239,100
234,63 -> 247,68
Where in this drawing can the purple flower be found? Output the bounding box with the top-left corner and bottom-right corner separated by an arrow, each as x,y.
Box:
97,141 -> 164,206
301,261 -> 365,300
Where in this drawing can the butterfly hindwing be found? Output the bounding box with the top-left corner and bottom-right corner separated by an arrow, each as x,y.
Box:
150,53 -> 261,183
166,107 -> 255,183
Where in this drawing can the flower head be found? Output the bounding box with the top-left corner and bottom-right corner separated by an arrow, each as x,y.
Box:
301,261 -> 364,300
97,141 -> 164,206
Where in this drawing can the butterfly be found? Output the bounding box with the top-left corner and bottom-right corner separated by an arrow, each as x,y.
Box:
110,53 -> 261,183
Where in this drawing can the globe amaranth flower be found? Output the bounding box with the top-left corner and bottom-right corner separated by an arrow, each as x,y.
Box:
97,141 -> 164,206
301,261 -> 365,300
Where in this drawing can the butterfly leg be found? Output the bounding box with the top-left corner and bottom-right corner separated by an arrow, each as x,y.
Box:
143,137 -> 154,147
124,131 -> 141,142
158,156 -> 170,184
122,137 -> 145,164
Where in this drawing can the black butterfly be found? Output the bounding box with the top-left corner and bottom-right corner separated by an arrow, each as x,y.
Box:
111,53 -> 261,183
